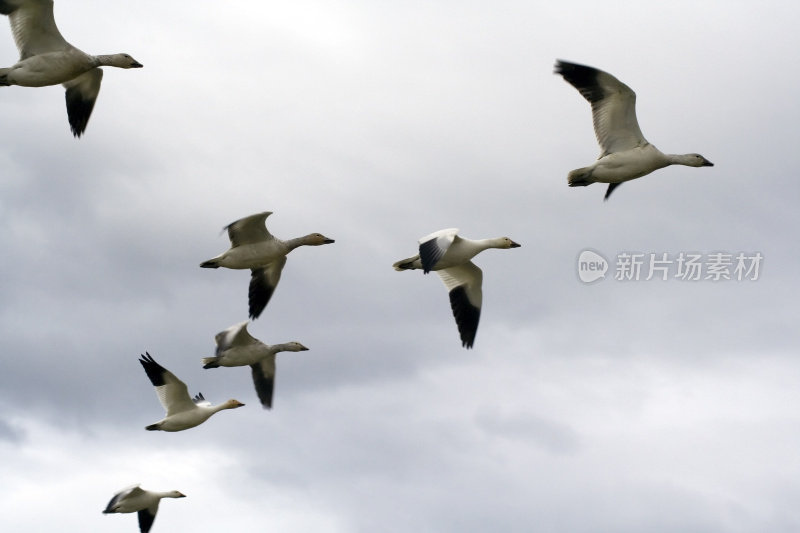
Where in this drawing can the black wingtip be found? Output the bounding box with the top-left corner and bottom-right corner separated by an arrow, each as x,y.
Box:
65,88 -> 96,138
419,238 -> 445,273
250,364 -> 274,409
554,60 -> 605,104
603,183 -> 620,201
0,2 -> 19,15
248,268 -> 275,320
448,286 -> 480,349
139,352 -> 167,386
138,508 -> 157,533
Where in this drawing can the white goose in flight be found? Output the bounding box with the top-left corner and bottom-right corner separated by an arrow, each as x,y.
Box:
555,59 -> 713,200
393,228 -> 520,348
202,321 -> 309,409
103,484 -> 185,533
139,352 -> 244,432
200,211 -> 334,320
0,0 -> 142,137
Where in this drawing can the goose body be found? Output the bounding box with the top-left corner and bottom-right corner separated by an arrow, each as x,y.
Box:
200,211 -> 334,319
393,228 -> 520,348
202,321 -> 308,409
139,352 -> 244,432
0,0 -> 142,136
103,484 -> 185,533
555,59 -> 713,200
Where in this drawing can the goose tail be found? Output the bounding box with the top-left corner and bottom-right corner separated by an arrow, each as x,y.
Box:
567,167 -> 594,187
0,69 -> 10,86
392,256 -> 419,271
202,357 -> 220,369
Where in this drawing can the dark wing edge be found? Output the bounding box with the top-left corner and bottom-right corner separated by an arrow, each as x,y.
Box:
448,285 -> 481,349
419,237 -> 445,274
604,183 -> 621,200
137,508 -> 157,533
102,492 -> 123,514
138,352 -> 167,387
554,60 -> 606,104
250,363 -> 275,409
63,69 -> 103,138
248,268 -> 276,319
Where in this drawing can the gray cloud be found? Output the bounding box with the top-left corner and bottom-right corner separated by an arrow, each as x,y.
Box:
0,416 -> 23,443
0,0 -> 798,531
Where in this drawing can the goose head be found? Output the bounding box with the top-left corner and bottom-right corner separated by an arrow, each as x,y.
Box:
167,491 -> 187,499
304,233 -> 335,245
284,342 -> 309,352
687,154 -> 714,167
697,154 -> 714,167
102,53 -> 144,69
223,399 -> 246,409
500,237 -> 521,249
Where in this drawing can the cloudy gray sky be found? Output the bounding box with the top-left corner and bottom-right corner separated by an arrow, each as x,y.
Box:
1,0 -> 799,531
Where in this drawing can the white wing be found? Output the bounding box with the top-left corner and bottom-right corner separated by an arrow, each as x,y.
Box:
250,356 -> 276,409
225,211 -> 274,247
248,257 -> 286,319
556,60 -> 648,157
191,393 -> 211,408
138,353 -> 198,416
437,262 -> 483,348
103,484 -> 142,512
214,321 -> 254,354
62,68 -> 102,137
3,0 -> 72,59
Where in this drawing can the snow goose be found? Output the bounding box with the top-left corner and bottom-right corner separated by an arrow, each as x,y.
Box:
393,228 -> 520,348
103,484 -> 185,533
200,211 -> 335,320
0,0 -> 142,137
201,320 -> 309,409
554,60 -> 713,200
139,352 -> 245,432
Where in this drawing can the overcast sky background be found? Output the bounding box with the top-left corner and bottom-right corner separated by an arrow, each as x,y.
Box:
0,1 -> 799,531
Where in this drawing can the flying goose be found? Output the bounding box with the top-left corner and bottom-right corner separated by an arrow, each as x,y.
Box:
0,0 -> 142,137
139,352 -> 244,432
393,228 -> 520,348
555,59 -> 713,200
103,484 -> 185,533
200,211 -> 334,320
202,320 -> 308,409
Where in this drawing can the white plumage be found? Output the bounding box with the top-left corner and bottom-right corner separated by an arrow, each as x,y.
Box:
202,321 -> 309,409
200,211 -> 334,320
393,228 -> 520,348
555,59 -> 713,200
0,0 -> 142,137
103,484 -> 185,533
139,352 -> 245,432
